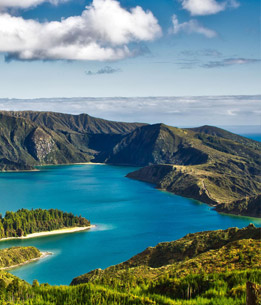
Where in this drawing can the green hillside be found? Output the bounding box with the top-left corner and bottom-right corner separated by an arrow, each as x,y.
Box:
0,225 -> 260,304
71,224 -> 261,285
0,111 -> 144,171
0,111 -> 260,217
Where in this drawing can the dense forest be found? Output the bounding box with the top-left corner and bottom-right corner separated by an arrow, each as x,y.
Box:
0,209 -> 90,239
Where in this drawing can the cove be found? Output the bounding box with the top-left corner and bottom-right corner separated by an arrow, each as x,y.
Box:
0,164 -> 260,285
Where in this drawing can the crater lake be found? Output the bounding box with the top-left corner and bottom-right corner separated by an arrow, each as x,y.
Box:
0,164 -> 260,285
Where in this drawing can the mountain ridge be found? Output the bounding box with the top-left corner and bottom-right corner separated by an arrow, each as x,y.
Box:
0,110 -> 260,217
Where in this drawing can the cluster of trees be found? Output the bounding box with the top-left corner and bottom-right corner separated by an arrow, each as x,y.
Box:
0,269 -> 260,304
0,246 -> 41,268
0,209 -> 90,239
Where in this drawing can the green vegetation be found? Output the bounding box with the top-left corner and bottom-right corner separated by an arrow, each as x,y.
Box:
0,111 -> 144,171
0,208 -> 90,239
0,247 -> 41,269
126,124 -> 260,217
71,224 -> 261,285
0,225 -> 260,304
0,270 -> 259,305
0,111 -> 260,216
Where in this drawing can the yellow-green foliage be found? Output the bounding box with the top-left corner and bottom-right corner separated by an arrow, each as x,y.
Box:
0,270 -> 260,305
0,247 -> 41,268
0,225 -> 260,305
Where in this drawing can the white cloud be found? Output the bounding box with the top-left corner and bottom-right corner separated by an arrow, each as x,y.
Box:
0,0 -> 68,9
171,15 -> 217,38
0,0 -> 161,61
180,0 -> 240,16
0,95 -> 260,127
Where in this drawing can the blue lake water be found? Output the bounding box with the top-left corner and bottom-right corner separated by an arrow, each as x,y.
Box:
0,164 -> 260,285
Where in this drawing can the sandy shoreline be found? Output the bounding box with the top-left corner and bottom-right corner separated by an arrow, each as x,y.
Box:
0,251 -> 53,270
0,169 -> 39,173
38,162 -> 105,167
0,225 -> 95,242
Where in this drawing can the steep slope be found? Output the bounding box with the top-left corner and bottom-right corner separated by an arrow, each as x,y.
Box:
215,194 -> 261,217
124,125 -> 261,216
3,111 -> 144,135
0,111 -> 260,216
71,224 -> 261,285
0,113 -> 93,170
0,113 -> 37,170
0,226 -> 260,305
189,125 -> 260,150
127,162 -> 261,209
101,124 -> 209,166
189,125 -> 260,164
0,111 -> 144,170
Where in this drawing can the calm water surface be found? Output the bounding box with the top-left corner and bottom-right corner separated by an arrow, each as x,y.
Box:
0,164 -> 260,285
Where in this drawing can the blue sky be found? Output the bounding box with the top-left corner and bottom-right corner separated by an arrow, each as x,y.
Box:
0,0 -> 260,127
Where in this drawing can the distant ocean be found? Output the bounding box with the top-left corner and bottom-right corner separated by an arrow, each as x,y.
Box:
241,134 -> 261,142
218,125 -> 260,142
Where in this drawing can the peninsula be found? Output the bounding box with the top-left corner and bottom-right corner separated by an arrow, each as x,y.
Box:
0,246 -> 51,270
0,208 -> 91,240
0,111 -> 260,217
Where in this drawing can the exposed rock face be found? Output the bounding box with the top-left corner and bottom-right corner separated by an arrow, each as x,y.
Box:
27,128 -> 55,162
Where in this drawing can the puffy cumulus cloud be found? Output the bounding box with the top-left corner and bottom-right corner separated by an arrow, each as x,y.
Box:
0,0 -> 68,9
180,0 -> 240,16
0,95 -> 260,127
0,0 -> 161,61
171,15 -> 217,38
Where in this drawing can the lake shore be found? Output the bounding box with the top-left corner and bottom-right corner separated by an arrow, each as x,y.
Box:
0,225 -> 95,242
0,162 -> 105,173
38,162 -> 105,167
0,251 -> 53,270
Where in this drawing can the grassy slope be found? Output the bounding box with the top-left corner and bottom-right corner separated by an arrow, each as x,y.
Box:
1,226 -> 259,304
126,125 -> 261,217
71,225 -> 261,285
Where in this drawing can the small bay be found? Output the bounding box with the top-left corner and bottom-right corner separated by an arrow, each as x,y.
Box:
0,164 -> 260,285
